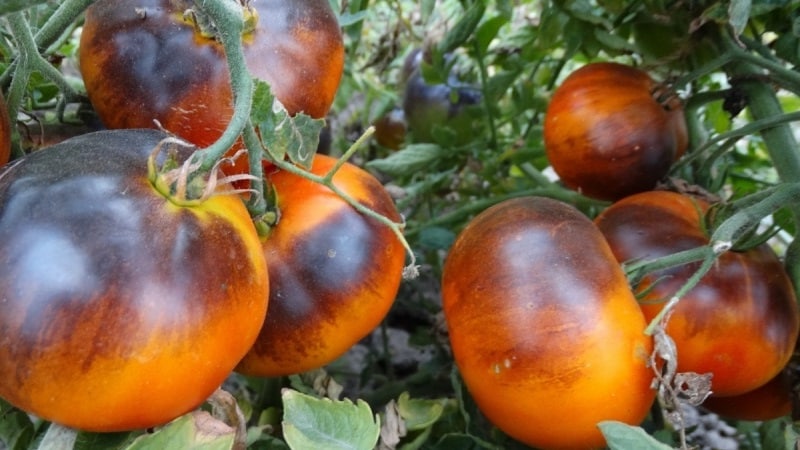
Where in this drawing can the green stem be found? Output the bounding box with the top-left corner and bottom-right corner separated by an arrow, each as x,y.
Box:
35,0 -> 96,51
242,123 -> 267,217
268,133 -> 419,277
711,182 -> 800,244
186,0 -> 254,171
623,245 -> 715,286
3,12 -> 82,122
644,252 -> 718,336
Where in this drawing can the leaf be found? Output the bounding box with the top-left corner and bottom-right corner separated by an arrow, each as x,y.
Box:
0,398 -> 37,450
365,144 -> 445,177
281,389 -> 380,450
251,79 -> 323,169
396,392 -> 446,431
598,421 -> 674,450
438,3 -> 486,53
125,412 -> 235,450
728,0 -> 752,37
34,424 -> 77,450
475,15 -> 508,55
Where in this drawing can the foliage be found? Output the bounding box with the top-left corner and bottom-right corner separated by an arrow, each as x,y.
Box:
1,0 -> 800,449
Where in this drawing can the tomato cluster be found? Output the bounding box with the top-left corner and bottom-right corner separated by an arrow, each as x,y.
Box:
0,0 -> 408,434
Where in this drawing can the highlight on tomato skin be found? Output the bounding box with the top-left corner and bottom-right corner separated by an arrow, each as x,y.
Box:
0,129 -> 269,432
78,0 -> 345,177
595,190 -> 800,397
543,62 -> 687,201
441,196 -> 656,450
235,154 -> 406,377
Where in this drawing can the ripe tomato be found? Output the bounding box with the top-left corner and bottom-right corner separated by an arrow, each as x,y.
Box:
701,367 -> 794,421
79,0 -> 344,175
544,62 -> 687,201
595,190 -> 800,396
235,154 -> 406,376
441,196 -> 655,450
0,129 -> 269,432
0,90 -> 11,165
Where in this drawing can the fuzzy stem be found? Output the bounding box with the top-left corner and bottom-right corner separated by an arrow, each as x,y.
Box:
185,0 -> 254,171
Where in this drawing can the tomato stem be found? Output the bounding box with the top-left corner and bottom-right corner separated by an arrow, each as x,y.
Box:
185,0 -> 254,171
266,128 -> 420,279
2,13 -> 82,123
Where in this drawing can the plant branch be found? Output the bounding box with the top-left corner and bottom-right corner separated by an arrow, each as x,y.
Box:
185,0 -> 254,171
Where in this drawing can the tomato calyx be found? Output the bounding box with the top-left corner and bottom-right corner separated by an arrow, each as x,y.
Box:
146,136 -> 256,206
178,0 -> 258,41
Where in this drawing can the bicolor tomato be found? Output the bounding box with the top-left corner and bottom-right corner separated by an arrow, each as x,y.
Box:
442,196 -> 655,449
79,0 -> 344,175
595,190 -> 800,396
544,62 -> 687,201
236,154 -> 406,376
0,129 -> 268,432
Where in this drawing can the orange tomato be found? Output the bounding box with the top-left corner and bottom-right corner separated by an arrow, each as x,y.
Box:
595,190 -> 800,396
442,196 -> 656,449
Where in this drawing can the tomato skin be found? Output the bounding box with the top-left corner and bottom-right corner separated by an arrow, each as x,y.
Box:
595,190 -> 800,396
441,197 -> 655,450
0,91 -> 11,165
701,368 -> 794,421
544,62 -> 686,201
0,129 -> 269,432
79,0 -> 344,175
235,154 -> 405,376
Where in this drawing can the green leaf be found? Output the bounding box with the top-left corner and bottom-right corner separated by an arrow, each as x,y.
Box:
475,15 -> 508,55
34,424 -> 77,450
365,144 -> 445,177
0,399 -> 37,450
396,392 -> 446,431
124,413 -> 235,450
438,3 -> 486,53
281,389 -> 380,450
251,79 -> 323,168
729,0 -> 753,36
598,421 -> 674,450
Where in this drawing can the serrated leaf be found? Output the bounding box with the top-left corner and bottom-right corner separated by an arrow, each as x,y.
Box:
598,421 -> 674,450
365,144 -> 445,177
125,412 -> 235,450
396,392 -> 446,431
438,3 -> 486,53
729,0 -> 752,36
251,80 -> 323,168
281,389 -> 380,450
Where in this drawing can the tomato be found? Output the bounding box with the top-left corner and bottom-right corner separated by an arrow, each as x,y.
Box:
0,129 -> 269,432
441,196 -> 655,450
595,190 -> 800,396
0,90 -> 11,165
701,366 -> 794,421
401,49 -> 482,145
79,0 -> 344,175
543,62 -> 687,201
235,154 -> 406,376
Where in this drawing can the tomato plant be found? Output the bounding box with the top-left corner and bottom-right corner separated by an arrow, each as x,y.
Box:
78,0 -> 344,175
236,154 -> 406,377
543,62 -> 687,201
595,190 -> 800,397
0,129 -> 269,432
441,196 -> 655,450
